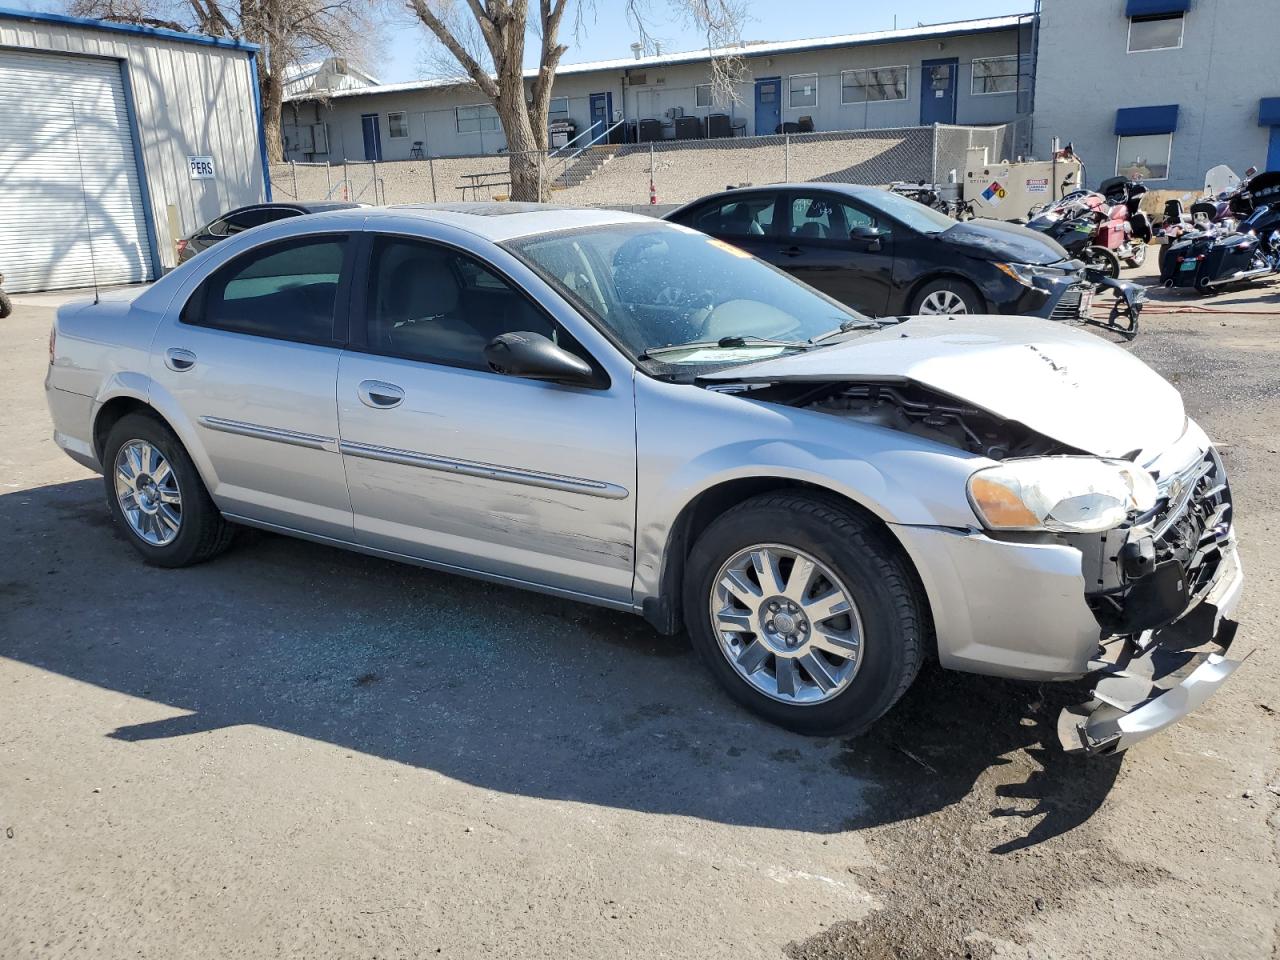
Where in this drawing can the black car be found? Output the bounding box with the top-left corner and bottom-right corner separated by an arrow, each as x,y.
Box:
177,202 -> 363,263
665,184 -> 1088,320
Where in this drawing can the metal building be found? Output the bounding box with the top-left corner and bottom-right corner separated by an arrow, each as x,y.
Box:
1034,0 -> 1278,190
0,7 -> 269,293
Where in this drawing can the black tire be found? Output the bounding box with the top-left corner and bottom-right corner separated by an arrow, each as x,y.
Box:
0,289 -> 11,319
683,492 -> 928,737
908,277 -> 984,316
102,412 -> 235,567
1157,243 -> 1170,275
1084,245 -> 1121,279
1124,242 -> 1147,269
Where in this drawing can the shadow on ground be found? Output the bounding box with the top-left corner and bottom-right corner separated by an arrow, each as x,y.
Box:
0,478 -> 1121,846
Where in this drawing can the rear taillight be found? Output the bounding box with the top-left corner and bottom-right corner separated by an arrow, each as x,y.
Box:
48,325 -> 56,365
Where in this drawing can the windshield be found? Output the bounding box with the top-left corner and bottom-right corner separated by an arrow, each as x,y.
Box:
859,189 -> 956,234
505,221 -> 871,366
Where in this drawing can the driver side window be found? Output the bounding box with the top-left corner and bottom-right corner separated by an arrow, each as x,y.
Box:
789,194 -> 880,242
364,236 -> 583,371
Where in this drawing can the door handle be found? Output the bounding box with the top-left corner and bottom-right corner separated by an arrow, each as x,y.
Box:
357,379 -> 405,409
165,348 -> 197,371
778,246 -> 803,257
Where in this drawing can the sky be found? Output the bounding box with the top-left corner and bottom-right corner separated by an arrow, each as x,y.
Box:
381,0 -> 1034,85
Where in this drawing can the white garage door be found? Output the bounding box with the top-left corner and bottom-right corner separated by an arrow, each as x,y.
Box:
0,50 -> 154,293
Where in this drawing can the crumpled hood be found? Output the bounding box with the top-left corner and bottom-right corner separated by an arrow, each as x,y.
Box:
701,315 -> 1187,459
940,218 -> 1070,265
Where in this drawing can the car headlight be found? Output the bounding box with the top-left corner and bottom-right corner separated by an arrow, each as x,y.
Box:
993,261 -> 1072,289
967,457 -> 1159,534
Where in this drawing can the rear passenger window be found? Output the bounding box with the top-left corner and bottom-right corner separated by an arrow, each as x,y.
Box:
692,196 -> 776,238
365,235 -> 581,370
183,236 -> 347,344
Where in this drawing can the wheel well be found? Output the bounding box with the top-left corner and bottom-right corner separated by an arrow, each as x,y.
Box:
643,477 -> 925,637
903,272 -> 985,313
93,397 -> 163,461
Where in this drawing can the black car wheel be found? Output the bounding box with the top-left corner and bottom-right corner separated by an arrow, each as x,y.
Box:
909,278 -> 983,316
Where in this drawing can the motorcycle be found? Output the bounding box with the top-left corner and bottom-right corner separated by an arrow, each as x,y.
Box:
1025,177 -> 1150,278
1160,171 -> 1280,293
1154,166 -> 1256,271
0,273 -> 10,319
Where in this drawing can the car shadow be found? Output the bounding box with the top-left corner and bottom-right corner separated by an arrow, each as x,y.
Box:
0,478 -> 1122,847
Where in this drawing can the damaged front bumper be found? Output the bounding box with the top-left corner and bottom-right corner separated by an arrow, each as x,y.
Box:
1058,545 -> 1245,755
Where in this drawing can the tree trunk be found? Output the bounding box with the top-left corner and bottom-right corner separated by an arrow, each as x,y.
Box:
262,32 -> 286,163
498,99 -> 546,201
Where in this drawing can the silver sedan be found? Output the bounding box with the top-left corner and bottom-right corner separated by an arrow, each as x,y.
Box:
44,204 -> 1245,753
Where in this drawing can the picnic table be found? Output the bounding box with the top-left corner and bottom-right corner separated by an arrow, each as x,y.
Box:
457,170 -> 512,200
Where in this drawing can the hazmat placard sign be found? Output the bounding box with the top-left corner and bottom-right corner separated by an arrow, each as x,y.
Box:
1026,178 -> 1049,194
981,180 -> 1007,205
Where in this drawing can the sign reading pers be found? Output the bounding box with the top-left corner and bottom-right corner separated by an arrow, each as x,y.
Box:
187,156 -> 216,180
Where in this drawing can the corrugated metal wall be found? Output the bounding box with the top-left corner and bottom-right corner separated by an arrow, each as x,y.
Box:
0,17 -> 266,283
0,50 -> 154,291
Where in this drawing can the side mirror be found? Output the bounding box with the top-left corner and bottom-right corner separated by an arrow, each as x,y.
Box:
849,225 -> 883,251
484,331 -> 597,387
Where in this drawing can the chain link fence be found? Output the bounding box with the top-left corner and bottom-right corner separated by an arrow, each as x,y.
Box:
270,120 -> 1030,210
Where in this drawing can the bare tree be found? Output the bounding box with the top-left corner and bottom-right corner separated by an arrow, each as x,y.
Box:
68,0 -> 380,162
408,0 -> 747,200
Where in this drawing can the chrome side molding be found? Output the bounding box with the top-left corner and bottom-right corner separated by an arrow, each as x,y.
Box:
198,416 -> 339,454
339,439 -> 629,500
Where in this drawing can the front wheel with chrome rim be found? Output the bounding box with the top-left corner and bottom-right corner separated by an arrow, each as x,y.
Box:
909,278 -> 983,316
684,492 -> 928,737
103,412 -> 235,567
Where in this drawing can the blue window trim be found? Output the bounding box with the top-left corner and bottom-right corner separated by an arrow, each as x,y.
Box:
0,5 -> 259,51
1115,104 -> 1179,136
1260,97 -> 1280,127
116,61 -> 163,279
1125,0 -> 1190,17
249,51 -> 272,201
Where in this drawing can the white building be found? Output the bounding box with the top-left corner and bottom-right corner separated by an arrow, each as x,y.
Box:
283,56 -> 378,99
284,15 -> 1034,163
0,7 -> 269,292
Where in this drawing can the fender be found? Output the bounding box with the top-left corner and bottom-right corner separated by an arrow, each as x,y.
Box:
92,373 -> 222,497
631,375 -> 985,605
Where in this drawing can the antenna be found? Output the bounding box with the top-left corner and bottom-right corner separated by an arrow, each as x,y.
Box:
68,100 -> 100,304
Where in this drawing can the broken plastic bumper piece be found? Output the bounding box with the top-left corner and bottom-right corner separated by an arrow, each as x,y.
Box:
1058,549 -> 1246,756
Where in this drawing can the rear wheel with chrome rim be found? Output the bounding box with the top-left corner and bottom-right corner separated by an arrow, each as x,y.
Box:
684,492 -> 927,736
103,412 -> 235,567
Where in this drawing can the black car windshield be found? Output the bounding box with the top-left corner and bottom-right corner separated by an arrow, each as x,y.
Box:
505,221 -> 873,367
858,189 -> 956,234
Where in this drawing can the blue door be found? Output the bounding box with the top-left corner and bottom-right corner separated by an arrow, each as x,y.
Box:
361,113 -> 382,161
754,77 -> 781,136
920,58 -> 958,125
1268,126 -> 1280,172
589,92 -> 613,143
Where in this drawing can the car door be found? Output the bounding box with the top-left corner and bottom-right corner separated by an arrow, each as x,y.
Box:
676,192 -> 780,260
776,190 -> 896,315
151,231 -> 355,540
335,231 -> 637,602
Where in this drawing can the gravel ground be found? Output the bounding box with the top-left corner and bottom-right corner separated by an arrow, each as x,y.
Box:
0,266 -> 1277,959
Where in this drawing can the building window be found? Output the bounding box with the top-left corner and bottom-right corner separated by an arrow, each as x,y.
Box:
840,66 -> 908,104
971,56 -> 1019,95
456,103 -> 500,134
387,112 -> 409,138
788,74 -> 817,109
549,97 -> 569,119
1128,13 -> 1184,52
695,83 -> 712,108
1116,132 -> 1172,180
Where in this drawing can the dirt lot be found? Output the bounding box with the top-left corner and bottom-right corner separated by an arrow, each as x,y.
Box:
1,269 -> 1277,959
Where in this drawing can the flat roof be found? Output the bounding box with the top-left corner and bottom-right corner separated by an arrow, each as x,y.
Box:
290,13 -> 1031,103
0,5 -> 259,52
